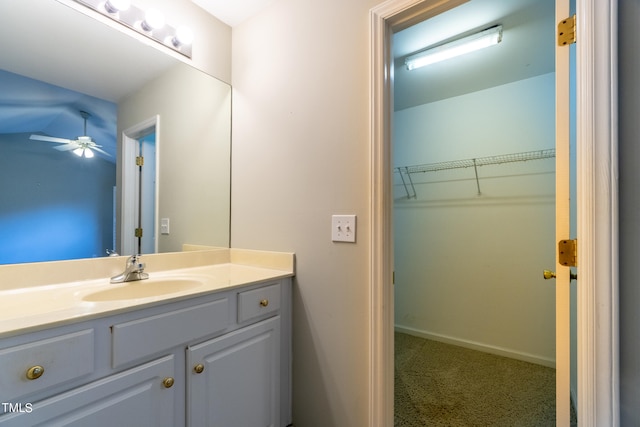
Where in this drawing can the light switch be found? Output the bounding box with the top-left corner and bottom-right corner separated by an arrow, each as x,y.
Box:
160,218 -> 170,235
332,215 -> 356,243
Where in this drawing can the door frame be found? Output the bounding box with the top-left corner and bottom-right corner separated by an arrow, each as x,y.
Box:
120,115 -> 160,256
368,0 -> 619,426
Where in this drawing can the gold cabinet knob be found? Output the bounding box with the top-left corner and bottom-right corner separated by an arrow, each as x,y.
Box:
162,377 -> 175,388
259,299 -> 269,307
543,270 -> 556,280
26,365 -> 44,380
193,364 -> 205,374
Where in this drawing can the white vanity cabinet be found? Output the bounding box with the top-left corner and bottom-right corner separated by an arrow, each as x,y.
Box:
188,286 -> 282,427
0,278 -> 292,427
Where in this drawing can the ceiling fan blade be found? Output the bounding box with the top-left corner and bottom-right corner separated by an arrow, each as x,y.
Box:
29,134 -> 73,144
91,146 -> 112,157
54,144 -> 79,152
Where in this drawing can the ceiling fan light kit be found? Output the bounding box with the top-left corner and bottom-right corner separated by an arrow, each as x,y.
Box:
73,147 -> 94,158
29,110 -> 111,159
405,25 -> 503,70
72,0 -> 193,58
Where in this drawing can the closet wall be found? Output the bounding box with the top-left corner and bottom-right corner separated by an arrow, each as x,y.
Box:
394,72 -> 556,366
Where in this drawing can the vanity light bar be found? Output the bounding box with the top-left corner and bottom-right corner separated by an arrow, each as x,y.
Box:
72,0 -> 193,58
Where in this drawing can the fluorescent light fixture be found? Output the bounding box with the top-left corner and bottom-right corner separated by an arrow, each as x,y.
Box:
405,25 -> 503,71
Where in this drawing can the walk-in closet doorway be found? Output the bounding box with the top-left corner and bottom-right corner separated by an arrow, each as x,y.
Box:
390,0 -> 571,424
370,0 -> 618,425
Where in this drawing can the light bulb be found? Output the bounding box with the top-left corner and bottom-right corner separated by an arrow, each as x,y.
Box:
141,8 -> 165,31
73,148 -> 84,157
84,148 -> 94,158
172,26 -> 194,47
104,0 -> 131,13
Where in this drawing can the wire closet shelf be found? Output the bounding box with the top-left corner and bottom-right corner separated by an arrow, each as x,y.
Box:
395,148 -> 556,199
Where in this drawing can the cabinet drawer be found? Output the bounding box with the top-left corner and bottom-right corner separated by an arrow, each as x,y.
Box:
237,283 -> 281,323
0,355 -> 175,427
0,329 -> 94,401
112,297 -> 229,368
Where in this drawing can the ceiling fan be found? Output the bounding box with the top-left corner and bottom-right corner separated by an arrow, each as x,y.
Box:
29,110 -> 111,158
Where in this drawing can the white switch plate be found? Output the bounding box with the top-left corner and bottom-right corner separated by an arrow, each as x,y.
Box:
332,215 -> 356,243
160,218 -> 170,235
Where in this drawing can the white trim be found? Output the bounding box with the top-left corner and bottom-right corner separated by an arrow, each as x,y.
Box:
395,325 -> 556,368
369,0 -> 619,426
369,6 -> 393,425
576,0 -> 619,425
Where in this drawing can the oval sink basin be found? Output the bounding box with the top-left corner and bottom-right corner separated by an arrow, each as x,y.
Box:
83,279 -> 203,302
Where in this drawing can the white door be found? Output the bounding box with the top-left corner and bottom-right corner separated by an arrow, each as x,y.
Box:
554,0 -> 574,425
121,116 -> 159,256
139,134 -> 157,254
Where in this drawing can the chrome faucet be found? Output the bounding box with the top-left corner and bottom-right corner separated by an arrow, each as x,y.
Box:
110,255 -> 149,283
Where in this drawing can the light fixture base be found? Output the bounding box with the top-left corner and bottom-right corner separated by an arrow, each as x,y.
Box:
72,0 -> 192,58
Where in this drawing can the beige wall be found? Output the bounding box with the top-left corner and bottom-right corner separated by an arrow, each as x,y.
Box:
231,0 -> 380,425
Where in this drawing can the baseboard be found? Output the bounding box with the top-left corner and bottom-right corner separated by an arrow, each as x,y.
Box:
394,325 -> 556,369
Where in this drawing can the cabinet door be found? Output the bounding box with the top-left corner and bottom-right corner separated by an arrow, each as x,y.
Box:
0,355 -> 176,427
187,317 -> 280,427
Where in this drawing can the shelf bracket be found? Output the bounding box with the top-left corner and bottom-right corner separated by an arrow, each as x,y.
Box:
397,167 -> 417,199
472,158 -> 481,196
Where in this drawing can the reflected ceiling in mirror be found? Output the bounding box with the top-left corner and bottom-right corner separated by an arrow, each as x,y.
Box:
0,0 -> 231,265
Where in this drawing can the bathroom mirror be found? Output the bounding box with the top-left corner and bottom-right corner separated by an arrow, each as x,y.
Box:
0,0 -> 231,264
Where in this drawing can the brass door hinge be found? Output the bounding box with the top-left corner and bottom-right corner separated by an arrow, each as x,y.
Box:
135,228 -> 143,238
136,156 -> 144,166
559,239 -> 577,267
558,15 -> 576,46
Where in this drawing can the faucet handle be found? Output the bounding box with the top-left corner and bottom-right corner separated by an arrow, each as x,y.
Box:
129,255 -> 146,271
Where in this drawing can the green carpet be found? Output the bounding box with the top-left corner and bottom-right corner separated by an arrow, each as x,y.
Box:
394,332 -> 568,426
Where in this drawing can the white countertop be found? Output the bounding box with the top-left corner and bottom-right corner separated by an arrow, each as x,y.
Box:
0,248 -> 294,338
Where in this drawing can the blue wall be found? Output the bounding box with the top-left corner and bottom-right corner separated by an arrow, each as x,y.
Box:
0,132 -> 115,263
0,70 -> 117,264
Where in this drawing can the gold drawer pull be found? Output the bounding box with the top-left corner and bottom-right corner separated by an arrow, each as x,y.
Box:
162,377 -> 175,388
194,364 -> 205,374
259,299 -> 269,307
26,365 -> 44,380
